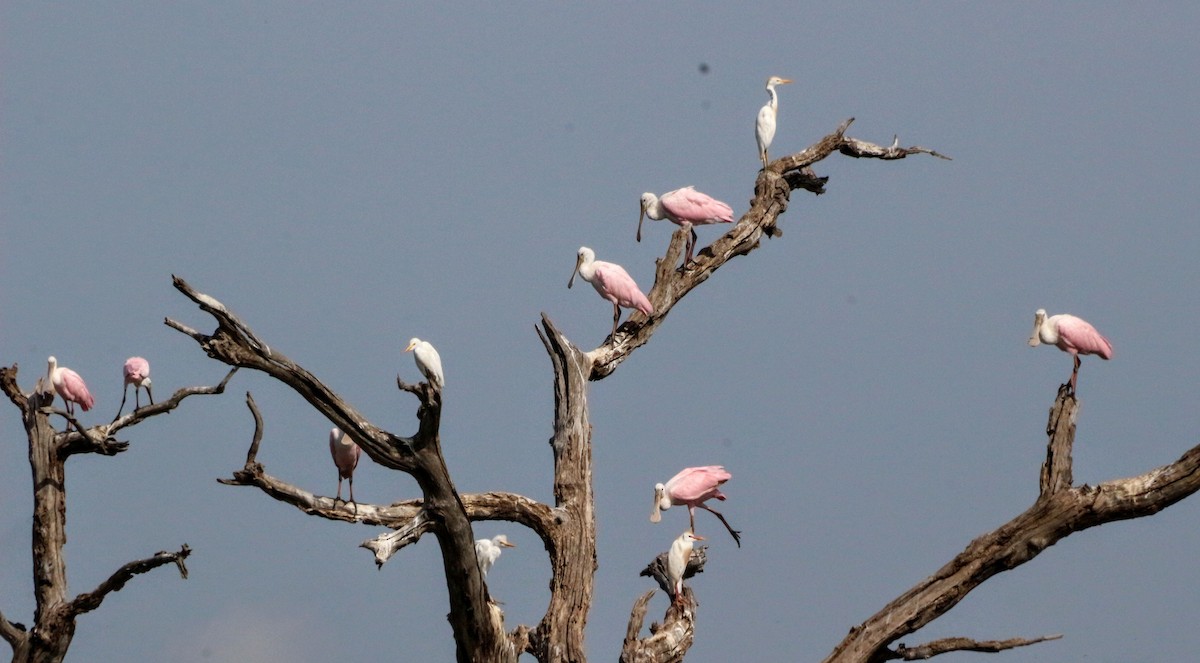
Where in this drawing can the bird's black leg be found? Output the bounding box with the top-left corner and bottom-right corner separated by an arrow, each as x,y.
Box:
113,386 -> 129,422
146,384 -> 155,406
611,303 -> 621,339
1070,356 -> 1081,394
698,504 -> 742,547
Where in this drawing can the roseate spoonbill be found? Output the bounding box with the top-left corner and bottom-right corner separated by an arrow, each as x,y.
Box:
46,356 -> 94,416
474,534 -> 516,577
667,531 -> 703,605
329,427 -> 362,503
756,76 -> 793,168
404,338 -> 444,389
568,246 -> 654,339
639,187 -> 735,266
651,465 -> 741,547
115,356 -> 153,419
1028,309 -> 1114,393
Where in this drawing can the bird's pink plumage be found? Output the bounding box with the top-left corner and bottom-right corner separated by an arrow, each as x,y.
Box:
54,368 -> 94,411
591,262 -> 653,315
665,466 -> 731,503
1054,315 -> 1114,359
661,187 -> 734,226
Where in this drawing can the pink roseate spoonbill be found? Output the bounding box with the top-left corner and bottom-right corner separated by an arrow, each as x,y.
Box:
568,246 -> 654,339
329,427 -> 362,503
651,465 -> 741,547
115,356 -> 153,419
46,356 -> 95,416
755,76 -> 793,168
404,338 -> 444,389
474,534 -> 516,577
638,187 -> 735,266
667,530 -> 703,606
1028,309 -> 1114,393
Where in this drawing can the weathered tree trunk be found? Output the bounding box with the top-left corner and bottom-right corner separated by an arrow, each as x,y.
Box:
0,365 -> 223,663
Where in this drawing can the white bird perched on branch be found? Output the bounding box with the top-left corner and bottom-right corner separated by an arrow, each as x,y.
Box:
755,75 -> 793,168
667,530 -> 703,605
405,337 -> 444,389
475,534 -> 515,577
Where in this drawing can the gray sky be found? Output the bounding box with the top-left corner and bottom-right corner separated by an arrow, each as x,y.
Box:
3,3 -> 1199,662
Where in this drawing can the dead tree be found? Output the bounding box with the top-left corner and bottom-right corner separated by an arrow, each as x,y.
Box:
164,119 -> 972,663
0,363 -> 235,663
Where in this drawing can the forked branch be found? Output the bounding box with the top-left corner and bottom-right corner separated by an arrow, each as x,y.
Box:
66,545 -> 192,617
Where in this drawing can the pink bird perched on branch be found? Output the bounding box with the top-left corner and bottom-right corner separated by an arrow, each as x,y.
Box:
651,466 -> 741,547
114,356 -> 153,419
329,427 -> 362,504
1028,308 -> 1114,393
46,356 -> 94,416
638,187 -> 735,266
568,246 -> 653,340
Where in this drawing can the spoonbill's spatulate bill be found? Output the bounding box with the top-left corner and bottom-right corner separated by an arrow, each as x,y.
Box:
1028,308 -> 1113,393
638,187 -> 735,265
667,530 -> 703,605
755,75 -> 793,169
329,427 -> 362,503
47,356 -> 94,416
115,356 -> 152,419
405,337 -> 444,389
568,246 -> 653,340
474,534 -> 515,577
651,465 -> 741,547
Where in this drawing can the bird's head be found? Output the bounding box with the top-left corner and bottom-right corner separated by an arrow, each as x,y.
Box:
766,76 -> 793,89
637,193 -> 658,242
496,534 -> 516,549
404,338 -> 421,353
568,247 -> 593,289
650,483 -> 668,522
1028,309 -> 1048,347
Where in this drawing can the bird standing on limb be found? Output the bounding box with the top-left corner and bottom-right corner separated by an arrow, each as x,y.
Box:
756,75 -> 793,168
405,337 -> 444,390
329,427 -> 362,503
667,531 -> 703,606
568,246 -> 653,340
1028,309 -> 1113,393
475,534 -> 516,577
638,187 -> 734,266
47,356 -> 94,416
115,356 -> 152,419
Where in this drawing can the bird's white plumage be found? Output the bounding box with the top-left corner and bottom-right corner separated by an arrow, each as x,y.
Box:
474,534 -> 515,577
666,531 -> 702,603
755,76 -> 792,168
405,337 -> 444,388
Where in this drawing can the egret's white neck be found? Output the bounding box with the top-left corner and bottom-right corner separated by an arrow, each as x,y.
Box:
766,86 -> 779,112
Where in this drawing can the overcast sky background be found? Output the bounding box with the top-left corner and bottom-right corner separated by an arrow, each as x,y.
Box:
3,3 -> 1200,662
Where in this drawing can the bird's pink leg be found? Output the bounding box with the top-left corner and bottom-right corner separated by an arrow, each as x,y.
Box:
697,503 -> 742,547
335,478 -> 344,502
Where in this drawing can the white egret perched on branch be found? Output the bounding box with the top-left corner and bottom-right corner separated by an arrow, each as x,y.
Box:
755,75 -> 793,168
405,337 -> 444,389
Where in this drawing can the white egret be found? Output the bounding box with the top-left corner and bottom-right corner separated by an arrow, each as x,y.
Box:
755,76 -> 793,168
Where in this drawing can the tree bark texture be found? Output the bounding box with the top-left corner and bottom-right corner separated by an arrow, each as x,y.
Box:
167,120 -> 950,663
0,364 -> 227,663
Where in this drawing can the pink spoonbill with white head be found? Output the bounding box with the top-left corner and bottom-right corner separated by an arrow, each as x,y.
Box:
639,187 -> 734,266
568,246 -> 653,340
46,356 -> 94,417
1028,309 -> 1113,393
651,465 -> 740,547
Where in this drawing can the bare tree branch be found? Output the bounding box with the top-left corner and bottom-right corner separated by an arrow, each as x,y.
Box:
586,119 -> 949,380
823,386 -> 1200,663
66,546 -> 192,617
886,634 -> 1063,660
0,611 -> 26,648
171,278 -> 510,662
